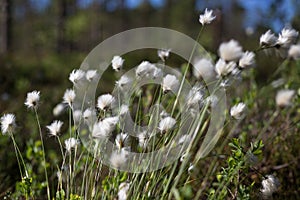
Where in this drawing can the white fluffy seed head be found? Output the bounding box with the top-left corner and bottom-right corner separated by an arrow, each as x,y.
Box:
97,94 -> 115,111
65,137 -> 78,152
1,113 -> 16,134
92,116 -> 119,138
83,108 -> 96,120
159,116 -> 176,132
118,182 -> 130,200
261,175 -> 280,198
119,104 -> 129,116
136,61 -> 157,78
215,59 -> 236,77
218,39 -> 243,62
288,44 -> 300,60
162,74 -> 179,93
83,108 -> 96,128
193,58 -> 215,80
230,102 -> 246,119
116,75 -> 132,90
115,132 -> 129,149
186,86 -> 203,107
53,103 -> 65,116
24,90 -> 40,109
112,55 -> 124,71
238,51 -> 255,69
73,110 -> 82,124
137,131 -> 149,149
63,89 -> 76,107
69,69 -> 85,85
110,148 -> 128,168
260,30 -> 277,47
275,89 -> 295,107
158,49 -> 170,62
199,8 -> 216,26
277,28 -> 299,48
92,121 -> 111,138
46,120 -> 63,136
86,70 -> 98,82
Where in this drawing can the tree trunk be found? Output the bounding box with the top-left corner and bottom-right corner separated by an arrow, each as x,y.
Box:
56,0 -> 67,52
0,0 -> 11,55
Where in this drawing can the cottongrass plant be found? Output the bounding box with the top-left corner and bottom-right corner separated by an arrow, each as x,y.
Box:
2,7 -> 300,200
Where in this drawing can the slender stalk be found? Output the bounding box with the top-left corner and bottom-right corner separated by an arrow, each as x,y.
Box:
9,132 -> 24,178
171,26 -> 204,115
34,108 -> 50,200
68,108 -> 73,198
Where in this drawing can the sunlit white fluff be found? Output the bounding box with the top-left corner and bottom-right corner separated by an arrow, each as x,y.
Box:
53,103 -> 65,116
92,121 -> 111,138
215,59 -> 236,77
186,86 -> 203,107
85,70 -> 98,82
73,110 -> 82,124
238,51 -> 255,69
83,108 -> 96,121
118,182 -> 130,200
230,102 -> 246,119
92,116 -> 119,138
137,131 -> 149,149
275,89 -> 295,107
63,89 -> 76,107
65,137 -> 78,152
136,61 -> 157,78
1,113 -> 16,134
193,58 -> 215,79
260,30 -> 277,47
162,74 -> 179,93
46,120 -> 63,136
218,40 -> 243,62
112,55 -> 124,71
69,69 -> 85,85
158,49 -> 170,62
97,94 -> 115,110
277,28 -> 298,48
288,44 -> 300,60
83,108 -> 96,127
116,75 -> 132,90
119,104 -> 129,116
115,132 -> 129,149
24,90 -> 40,109
199,8 -> 216,26
110,148 -> 128,168
261,175 -> 280,198
159,116 -> 176,132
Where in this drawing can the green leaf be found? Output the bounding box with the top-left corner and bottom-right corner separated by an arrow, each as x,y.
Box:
56,190 -> 65,200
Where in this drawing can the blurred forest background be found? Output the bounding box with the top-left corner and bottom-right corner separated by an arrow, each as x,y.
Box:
1,0 -> 300,112
0,0 -> 300,195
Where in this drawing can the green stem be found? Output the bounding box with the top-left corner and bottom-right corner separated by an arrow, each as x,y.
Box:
34,108 -> 50,200
9,132 -> 24,178
171,26 -> 204,116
